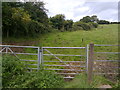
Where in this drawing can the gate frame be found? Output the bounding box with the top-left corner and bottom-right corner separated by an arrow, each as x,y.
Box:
0,45 -> 40,70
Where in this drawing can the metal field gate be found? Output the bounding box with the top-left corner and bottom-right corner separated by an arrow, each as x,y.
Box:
0,45 -> 40,71
1,44 -> 119,81
93,44 -> 120,82
0,45 -> 87,79
42,47 -> 87,79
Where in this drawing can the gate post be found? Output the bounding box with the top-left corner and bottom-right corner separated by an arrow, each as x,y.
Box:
87,43 -> 94,83
38,47 -> 41,70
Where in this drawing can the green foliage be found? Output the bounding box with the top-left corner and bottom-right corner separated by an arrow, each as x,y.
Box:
113,81 -> 120,88
64,20 -> 73,31
2,55 -> 64,88
80,16 -> 92,23
9,70 -> 64,88
49,14 -> 65,30
2,2 -> 50,38
98,20 -> 110,24
64,73 -> 112,88
90,22 -> 98,28
73,21 -> 98,31
80,15 -> 99,23
2,55 -> 26,87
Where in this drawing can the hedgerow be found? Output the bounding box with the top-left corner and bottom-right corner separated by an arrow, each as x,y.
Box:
2,55 -> 64,88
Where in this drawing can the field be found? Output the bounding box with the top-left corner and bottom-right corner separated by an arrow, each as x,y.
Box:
3,24 -> 119,63
2,24 -> 119,88
3,24 -> 118,46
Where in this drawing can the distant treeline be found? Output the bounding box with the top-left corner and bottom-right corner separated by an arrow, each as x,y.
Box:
110,22 -> 120,24
2,2 -> 119,38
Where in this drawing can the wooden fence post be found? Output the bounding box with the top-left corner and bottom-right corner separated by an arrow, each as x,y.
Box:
87,43 -> 94,83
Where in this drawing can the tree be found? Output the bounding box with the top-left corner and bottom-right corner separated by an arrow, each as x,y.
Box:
49,14 -> 65,30
80,16 -> 92,23
91,15 -> 99,23
98,20 -> 110,24
2,2 -> 50,38
80,15 -> 99,23
64,20 -> 73,31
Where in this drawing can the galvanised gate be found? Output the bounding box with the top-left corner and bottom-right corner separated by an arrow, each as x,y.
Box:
0,45 -> 87,79
0,44 -> 119,81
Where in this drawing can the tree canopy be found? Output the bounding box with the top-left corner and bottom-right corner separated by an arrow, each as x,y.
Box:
80,15 -> 99,23
2,2 -> 50,38
2,2 -> 113,38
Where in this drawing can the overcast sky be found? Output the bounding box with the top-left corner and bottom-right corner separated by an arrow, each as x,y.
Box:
42,0 -> 119,22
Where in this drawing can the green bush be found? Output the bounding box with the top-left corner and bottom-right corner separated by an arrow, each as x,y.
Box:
113,81 -> 120,88
73,21 -> 92,31
2,55 -> 26,87
9,70 -> 64,88
72,24 -> 83,31
2,55 -> 64,88
90,22 -> 98,28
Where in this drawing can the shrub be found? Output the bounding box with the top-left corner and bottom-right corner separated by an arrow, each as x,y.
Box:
78,22 -> 91,30
73,21 -> 92,31
90,22 -> 98,28
9,70 -> 64,88
113,81 -> 120,88
2,55 -> 26,87
2,55 -> 64,88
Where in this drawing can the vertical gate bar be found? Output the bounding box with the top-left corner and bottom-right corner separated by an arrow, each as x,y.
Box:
38,47 -> 41,70
87,43 -> 94,83
41,47 -> 44,66
86,44 -> 89,73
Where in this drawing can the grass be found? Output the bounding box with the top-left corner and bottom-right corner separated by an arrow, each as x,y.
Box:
3,24 -> 118,46
3,24 -> 118,63
37,24 -> 118,47
64,73 -> 113,88
2,24 -> 119,87
3,24 -> 119,69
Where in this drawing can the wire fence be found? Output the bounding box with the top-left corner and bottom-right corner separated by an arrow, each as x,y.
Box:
93,44 -> 120,82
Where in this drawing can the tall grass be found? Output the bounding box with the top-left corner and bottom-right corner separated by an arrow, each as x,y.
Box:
64,73 -> 113,88
3,24 -> 118,72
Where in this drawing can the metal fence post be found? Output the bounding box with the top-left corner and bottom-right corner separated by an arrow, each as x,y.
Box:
41,47 -> 43,66
38,47 -> 41,70
87,43 -> 94,83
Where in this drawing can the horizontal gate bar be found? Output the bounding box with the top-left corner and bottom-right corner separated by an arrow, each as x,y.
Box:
94,66 -> 119,69
94,73 -> 119,75
26,64 -> 38,66
43,61 -> 85,63
21,59 -> 37,62
94,44 -> 120,46
56,73 -> 79,75
45,69 -> 86,71
44,64 -> 86,67
42,47 -> 86,49
95,52 -> 120,54
95,60 -> 120,62
1,52 -> 38,55
43,54 -> 86,57
26,68 -> 38,70
0,45 -> 39,48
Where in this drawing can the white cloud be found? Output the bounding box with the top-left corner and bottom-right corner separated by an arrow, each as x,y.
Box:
75,7 -> 89,13
42,0 -> 119,22
43,0 -> 86,19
